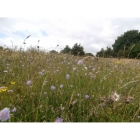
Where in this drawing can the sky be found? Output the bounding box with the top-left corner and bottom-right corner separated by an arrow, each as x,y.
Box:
0,0 -> 140,55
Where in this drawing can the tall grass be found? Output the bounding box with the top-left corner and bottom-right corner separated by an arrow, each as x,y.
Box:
0,48 -> 140,122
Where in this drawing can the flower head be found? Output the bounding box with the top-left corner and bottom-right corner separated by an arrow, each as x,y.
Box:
55,117 -> 63,122
108,91 -> 120,102
60,84 -> 63,89
11,81 -> 16,85
26,80 -> 32,86
125,95 -> 134,104
85,95 -> 90,99
51,85 -> 56,90
66,74 -> 70,80
77,60 -> 83,65
0,108 -> 10,122
0,86 -> 8,92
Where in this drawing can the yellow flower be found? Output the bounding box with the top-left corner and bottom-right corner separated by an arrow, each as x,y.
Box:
11,81 -> 16,85
116,61 -> 120,64
0,86 -> 8,92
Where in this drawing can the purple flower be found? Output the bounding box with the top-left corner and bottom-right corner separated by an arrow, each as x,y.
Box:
26,80 -> 32,85
66,74 -> 70,79
0,108 -> 10,121
55,117 -> 63,122
77,60 -> 83,65
85,95 -> 90,99
51,85 -> 56,90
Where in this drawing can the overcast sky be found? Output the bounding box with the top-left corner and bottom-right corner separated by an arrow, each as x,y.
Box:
1,0 -> 140,55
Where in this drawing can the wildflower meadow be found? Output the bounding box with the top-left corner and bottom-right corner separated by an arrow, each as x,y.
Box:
0,46 -> 140,122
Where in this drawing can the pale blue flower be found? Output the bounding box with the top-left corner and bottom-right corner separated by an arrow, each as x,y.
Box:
51,85 -> 56,90
26,80 -> 32,85
85,95 -> 90,99
66,74 -> 70,79
55,117 -> 63,122
0,108 -> 10,121
77,60 -> 83,65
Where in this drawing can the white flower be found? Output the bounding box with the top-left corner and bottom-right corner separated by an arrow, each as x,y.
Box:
39,71 -> 44,75
73,67 -> 77,71
72,100 -> 77,105
11,107 -> 17,112
4,70 -> 8,73
0,108 -> 10,121
26,80 -> 32,85
77,60 -> 83,65
51,85 -> 56,90
60,84 -> 63,88
84,67 -> 88,70
109,92 -> 120,102
8,90 -> 14,93
66,74 -> 70,79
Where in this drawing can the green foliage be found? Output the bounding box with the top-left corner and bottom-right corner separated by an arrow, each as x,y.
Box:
71,43 -> 85,56
49,50 -> 58,54
112,30 -> 140,58
97,47 -> 114,58
96,48 -> 105,57
85,53 -> 94,56
60,45 -> 71,54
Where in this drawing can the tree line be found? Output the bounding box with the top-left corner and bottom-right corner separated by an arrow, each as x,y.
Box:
96,30 -> 140,58
1,30 -> 140,58
51,43 -> 94,56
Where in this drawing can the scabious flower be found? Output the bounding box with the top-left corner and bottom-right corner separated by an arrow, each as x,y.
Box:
0,108 -> 10,122
66,74 -> 70,79
55,117 -> 63,122
26,80 -> 32,86
85,95 -> 90,99
77,60 -> 83,65
60,84 -> 63,89
51,85 -> 56,90
8,90 -> 14,93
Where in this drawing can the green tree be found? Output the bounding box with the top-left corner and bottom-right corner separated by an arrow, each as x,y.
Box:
50,50 -> 58,54
112,30 -> 140,55
85,52 -> 94,56
71,43 -> 85,56
96,48 -> 105,57
60,45 -> 71,54
104,46 -> 113,57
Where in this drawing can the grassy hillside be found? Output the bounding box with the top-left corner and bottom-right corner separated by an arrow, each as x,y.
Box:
0,49 -> 140,122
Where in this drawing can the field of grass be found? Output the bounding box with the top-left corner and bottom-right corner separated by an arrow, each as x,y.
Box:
0,48 -> 140,122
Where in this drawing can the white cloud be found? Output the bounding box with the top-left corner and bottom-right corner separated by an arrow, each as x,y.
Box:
1,17 -> 140,55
